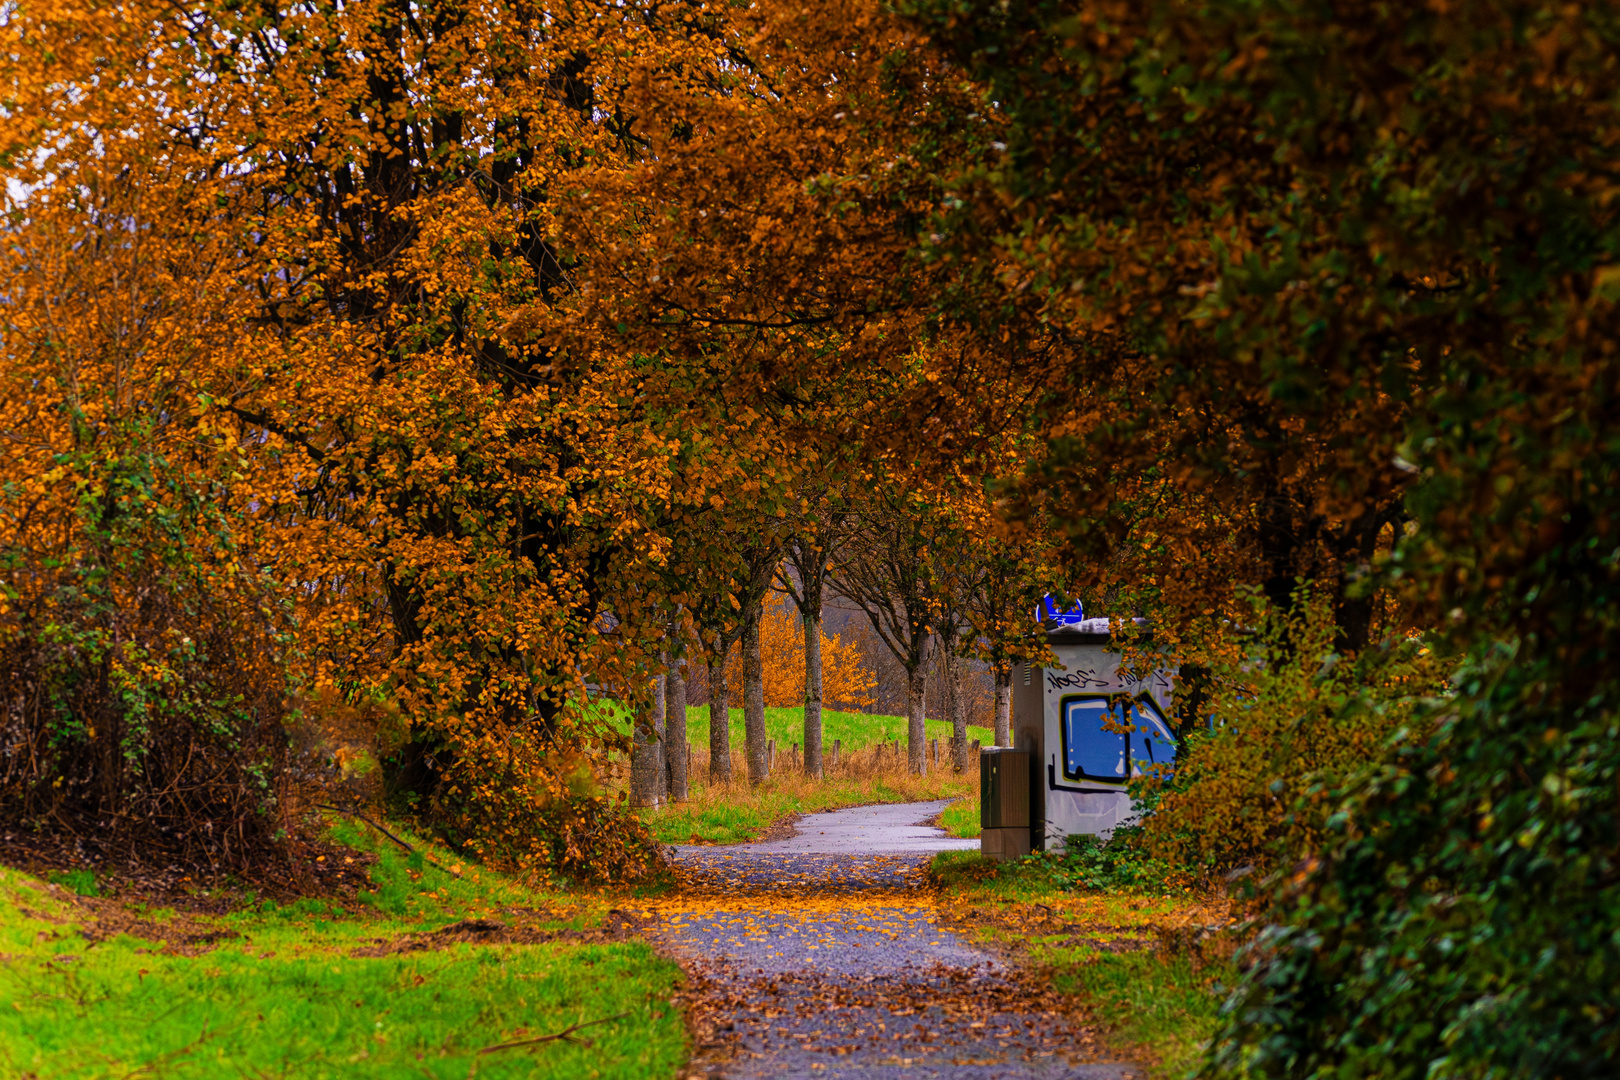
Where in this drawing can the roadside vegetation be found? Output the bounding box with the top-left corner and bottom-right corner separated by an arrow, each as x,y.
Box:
640,706 -> 992,844
940,796 -> 980,838
932,838 -> 1230,1080
0,820 -> 686,1080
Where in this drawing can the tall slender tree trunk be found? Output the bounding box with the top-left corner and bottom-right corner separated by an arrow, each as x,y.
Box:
666,654 -> 688,801
742,601 -> 768,785
1257,475 -> 1308,658
802,606 -> 823,778
1333,508 -> 1390,654
653,671 -> 667,803
630,675 -> 664,807
708,652 -> 731,783
906,665 -> 927,775
993,665 -> 1012,747
946,650 -> 968,773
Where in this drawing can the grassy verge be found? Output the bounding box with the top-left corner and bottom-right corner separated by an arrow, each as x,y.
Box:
638,706 -> 993,845
0,820 -> 686,1080
932,842 -> 1232,1078
646,767 -> 976,844
941,796 -> 980,838
1040,945 -> 1229,1077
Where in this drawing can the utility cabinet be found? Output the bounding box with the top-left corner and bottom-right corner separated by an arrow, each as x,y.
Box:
1008,618 -> 1178,854
978,747 -> 1031,862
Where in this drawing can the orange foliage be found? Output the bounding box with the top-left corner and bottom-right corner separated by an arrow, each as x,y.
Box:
0,0 -> 773,880
728,600 -> 875,712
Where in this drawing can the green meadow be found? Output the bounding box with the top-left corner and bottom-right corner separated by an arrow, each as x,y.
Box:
677,705 -> 995,759
0,820 -> 685,1080
636,705 -> 992,844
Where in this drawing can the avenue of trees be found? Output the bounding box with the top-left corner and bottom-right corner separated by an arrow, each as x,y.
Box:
2,1 -> 1615,1076
625,481 -> 1060,807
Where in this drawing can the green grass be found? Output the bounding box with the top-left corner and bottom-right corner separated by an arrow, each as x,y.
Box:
0,820 -> 686,1079
941,796 -> 981,838
1040,945 -> 1229,1077
678,705 -> 995,757
645,770 -> 979,845
329,819 -> 592,922
931,842 -> 1227,1078
46,868 -> 99,897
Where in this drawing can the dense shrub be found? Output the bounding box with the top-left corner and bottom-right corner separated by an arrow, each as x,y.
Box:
0,445 -> 295,869
1138,594 -> 1445,879
1208,643 -> 1620,1079
424,713 -> 660,883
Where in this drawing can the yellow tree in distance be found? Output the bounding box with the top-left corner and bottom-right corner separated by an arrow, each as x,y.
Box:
724,597 -> 875,715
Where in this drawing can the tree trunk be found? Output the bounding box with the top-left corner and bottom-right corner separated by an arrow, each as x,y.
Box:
1333,508 -> 1390,654
802,606 -> 823,778
993,665 -> 1012,747
1172,663 -> 1210,743
653,671 -> 667,803
666,656 -> 688,801
630,675 -> 663,808
708,653 -> 731,783
946,651 -> 968,774
1257,477 -> 1310,657
906,665 -> 927,775
742,601 -> 768,785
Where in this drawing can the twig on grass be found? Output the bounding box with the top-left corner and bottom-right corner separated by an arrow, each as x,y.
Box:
316,804 -> 458,875
477,1011 -> 632,1054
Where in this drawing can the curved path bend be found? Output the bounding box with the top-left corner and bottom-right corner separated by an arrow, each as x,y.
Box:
648,800 -> 1139,1080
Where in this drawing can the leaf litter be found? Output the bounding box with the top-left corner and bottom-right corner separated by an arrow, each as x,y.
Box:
641,850 -> 1144,1079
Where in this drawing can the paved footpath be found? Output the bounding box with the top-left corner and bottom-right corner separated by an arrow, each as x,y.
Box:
647,800 -> 1139,1080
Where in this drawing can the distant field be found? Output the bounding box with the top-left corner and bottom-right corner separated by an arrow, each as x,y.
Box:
630,705 -> 992,844
679,705 -> 996,755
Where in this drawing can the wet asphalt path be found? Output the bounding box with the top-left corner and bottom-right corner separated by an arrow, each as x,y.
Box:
651,801 -> 1137,1080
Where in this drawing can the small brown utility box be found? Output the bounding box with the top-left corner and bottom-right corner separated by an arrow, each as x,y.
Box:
980,747 -> 1031,862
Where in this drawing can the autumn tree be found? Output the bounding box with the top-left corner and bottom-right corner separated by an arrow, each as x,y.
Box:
834,486 -> 954,775
871,2 -> 1620,1071
628,668 -> 666,809
726,596 -> 876,712
677,520 -> 783,784
713,0 -> 1616,1073
0,0 -> 787,878
662,631 -> 691,803
960,523 -> 1057,748
776,486 -> 853,776
910,469 -> 1056,769
524,0 -> 1620,1065
929,591 -> 974,773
